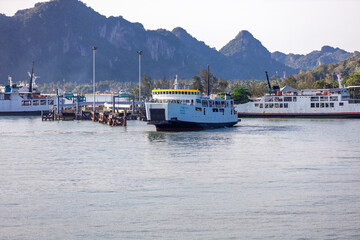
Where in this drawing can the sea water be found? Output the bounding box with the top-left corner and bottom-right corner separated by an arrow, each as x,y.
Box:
0,117 -> 360,239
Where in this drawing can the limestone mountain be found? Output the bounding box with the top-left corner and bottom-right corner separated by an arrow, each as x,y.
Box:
0,0 -> 299,85
272,46 -> 353,71
220,31 -> 295,79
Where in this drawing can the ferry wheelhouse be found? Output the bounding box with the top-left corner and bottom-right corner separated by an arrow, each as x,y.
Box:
145,83 -> 238,131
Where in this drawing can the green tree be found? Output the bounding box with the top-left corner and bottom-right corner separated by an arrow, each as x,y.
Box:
218,77 -> 229,92
231,87 -> 251,104
192,75 -> 203,91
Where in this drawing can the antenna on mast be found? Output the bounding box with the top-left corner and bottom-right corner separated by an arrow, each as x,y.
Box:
337,74 -> 343,88
29,61 -> 34,93
207,64 -> 210,96
265,71 -> 272,94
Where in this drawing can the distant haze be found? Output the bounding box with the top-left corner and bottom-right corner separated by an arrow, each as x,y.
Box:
0,0 -> 359,54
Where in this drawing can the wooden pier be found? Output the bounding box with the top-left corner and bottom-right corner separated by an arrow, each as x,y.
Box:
41,106 -> 144,127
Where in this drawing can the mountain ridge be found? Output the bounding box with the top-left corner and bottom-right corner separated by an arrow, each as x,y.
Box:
0,0 -> 354,85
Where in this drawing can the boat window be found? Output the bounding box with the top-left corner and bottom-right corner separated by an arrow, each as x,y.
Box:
48,100 -> 54,105
325,103 -> 329,108
275,103 -> 279,108
284,103 -> 288,108
259,103 -> 263,108
220,109 -> 224,115
311,103 -> 315,108
330,96 -> 338,101
33,100 -> 39,106
4,94 -> 11,100
339,102 -> 344,106
316,103 -> 320,108
284,97 -> 292,102
213,108 -> 218,112
280,103 -> 283,108
293,97 -> 297,102
311,97 -> 319,101
254,103 -> 259,107
195,107 -> 202,111
40,100 -> 46,105
320,103 -> 324,108
269,103 -> 274,108
330,103 -> 334,107
275,97 -> 283,102
209,100 -> 214,107
203,108 -> 206,115
182,91 -> 184,94
22,100 -> 31,106
265,97 -> 273,102
320,96 -> 328,101
196,99 -> 201,103
202,100 -> 208,107
265,104 -> 268,108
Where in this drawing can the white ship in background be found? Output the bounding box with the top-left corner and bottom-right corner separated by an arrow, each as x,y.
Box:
0,63 -> 55,115
145,76 -> 238,131
236,72 -> 360,118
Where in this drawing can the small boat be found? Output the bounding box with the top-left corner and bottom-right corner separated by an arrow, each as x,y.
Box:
236,73 -> 360,118
145,77 -> 238,131
0,63 -> 55,115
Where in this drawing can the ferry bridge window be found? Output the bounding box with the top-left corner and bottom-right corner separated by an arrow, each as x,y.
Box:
22,100 -> 31,106
320,96 -> 328,101
311,97 -> 319,101
330,103 -> 334,107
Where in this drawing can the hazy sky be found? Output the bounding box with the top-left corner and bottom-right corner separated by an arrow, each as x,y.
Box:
1,0 -> 359,54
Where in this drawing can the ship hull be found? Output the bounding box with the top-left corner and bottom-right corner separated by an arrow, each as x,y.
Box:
149,120 -> 238,132
238,112 -> 360,118
0,110 -> 43,116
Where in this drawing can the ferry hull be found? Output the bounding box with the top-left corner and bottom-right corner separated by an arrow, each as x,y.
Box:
149,120 -> 238,132
238,112 -> 360,118
0,110 -> 43,116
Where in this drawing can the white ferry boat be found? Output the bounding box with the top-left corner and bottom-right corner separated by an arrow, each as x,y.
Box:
236,79 -> 360,118
145,80 -> 238,131
0,67 -> 55,115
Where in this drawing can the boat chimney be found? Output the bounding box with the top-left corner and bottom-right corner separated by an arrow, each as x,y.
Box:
337,74 -> 343,88
173,75 -> 179,89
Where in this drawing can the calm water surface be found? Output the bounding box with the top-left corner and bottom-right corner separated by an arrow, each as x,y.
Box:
0,117 -> 360,239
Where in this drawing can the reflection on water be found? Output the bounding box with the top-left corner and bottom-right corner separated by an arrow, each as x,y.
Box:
0,118 -> 360,239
